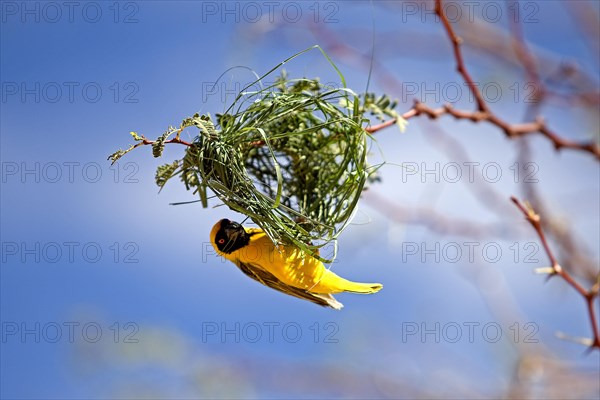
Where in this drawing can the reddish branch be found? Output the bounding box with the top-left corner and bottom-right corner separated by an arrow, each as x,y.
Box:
126,133 -> 193,155
367,0 -> 600,160
366,101 -> 600,158
141,136 -> 192,147
511,196 -> 600,350
435,0 -> 489,113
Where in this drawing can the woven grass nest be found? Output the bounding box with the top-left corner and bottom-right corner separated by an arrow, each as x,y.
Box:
109,47 -> 402,261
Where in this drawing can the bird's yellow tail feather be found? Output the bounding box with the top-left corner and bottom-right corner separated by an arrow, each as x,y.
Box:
341,281 -> 383,294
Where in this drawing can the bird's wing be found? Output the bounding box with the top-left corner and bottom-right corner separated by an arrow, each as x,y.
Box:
235,261 -> 343,310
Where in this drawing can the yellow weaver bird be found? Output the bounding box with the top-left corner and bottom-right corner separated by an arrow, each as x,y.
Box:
210,219 -> 382,309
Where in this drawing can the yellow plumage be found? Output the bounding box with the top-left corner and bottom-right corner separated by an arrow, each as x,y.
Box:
210,219 -> 382,309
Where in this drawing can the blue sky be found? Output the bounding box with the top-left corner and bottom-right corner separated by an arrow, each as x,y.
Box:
1,1 -> 599,399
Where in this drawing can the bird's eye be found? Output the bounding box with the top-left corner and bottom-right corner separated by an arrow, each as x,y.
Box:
218,239 -> 225,244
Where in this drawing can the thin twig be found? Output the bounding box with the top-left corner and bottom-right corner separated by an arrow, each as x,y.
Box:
142,136 -> 192,147
435,0 -> 489,113
511,196 -> 600,350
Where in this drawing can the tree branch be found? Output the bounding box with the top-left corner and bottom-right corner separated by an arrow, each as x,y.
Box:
511,196 -> 600,350
435,0 -> 489,113
141,136 -> 192,147
367,0 -> 600,160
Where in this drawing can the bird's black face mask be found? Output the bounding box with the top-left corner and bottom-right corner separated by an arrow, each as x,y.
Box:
214,219 -> 250,254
